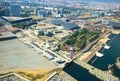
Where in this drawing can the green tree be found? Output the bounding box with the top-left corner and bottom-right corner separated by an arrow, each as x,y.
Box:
0,22 -> 4,27
65,37 -> 76,45
77,39 -> 86,50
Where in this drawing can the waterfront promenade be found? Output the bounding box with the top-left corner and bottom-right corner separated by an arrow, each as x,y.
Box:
75,60 -> 119,81
82,43 -> 103,62
79,33 -> 110,63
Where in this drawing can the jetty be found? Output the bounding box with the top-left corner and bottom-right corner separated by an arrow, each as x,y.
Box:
75,60 -> 119,81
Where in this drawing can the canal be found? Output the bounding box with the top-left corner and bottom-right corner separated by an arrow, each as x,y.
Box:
63,62 -> 101,81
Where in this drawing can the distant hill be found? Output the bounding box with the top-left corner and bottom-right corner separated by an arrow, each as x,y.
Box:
52,0 -> 120,3
84,0 -> 120,3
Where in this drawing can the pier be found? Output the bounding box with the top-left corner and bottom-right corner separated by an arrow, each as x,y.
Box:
82,43 -> 103,62
74,60 -> 119,81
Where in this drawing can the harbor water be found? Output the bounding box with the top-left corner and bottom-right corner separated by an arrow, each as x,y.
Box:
63,62 -> 101,81
89,34 -> 120,78
63,34 -> 120,80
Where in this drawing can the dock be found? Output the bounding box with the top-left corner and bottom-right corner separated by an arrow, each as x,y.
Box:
74,60 -> 119,81
82,43 -> 103,62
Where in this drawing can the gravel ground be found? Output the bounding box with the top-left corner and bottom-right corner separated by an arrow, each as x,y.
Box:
0,39 -> 57,72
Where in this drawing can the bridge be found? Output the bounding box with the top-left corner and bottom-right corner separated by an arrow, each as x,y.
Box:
74,60 -> 119,81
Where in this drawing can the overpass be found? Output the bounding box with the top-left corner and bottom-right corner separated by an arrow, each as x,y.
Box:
74,60 -> 119,81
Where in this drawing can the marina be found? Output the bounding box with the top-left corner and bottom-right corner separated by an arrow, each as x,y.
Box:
0,0 -> 120,80
63,34 -> 120,81
89,34 -> 120,77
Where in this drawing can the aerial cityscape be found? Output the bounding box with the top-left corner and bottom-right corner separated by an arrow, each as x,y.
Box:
0,0 -> 120,81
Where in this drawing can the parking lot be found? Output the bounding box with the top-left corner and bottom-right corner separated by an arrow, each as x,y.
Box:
0,39 -> 57,71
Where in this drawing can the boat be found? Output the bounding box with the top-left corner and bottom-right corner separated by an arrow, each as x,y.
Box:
104,44 -> 110,49
96,52 -> 104,57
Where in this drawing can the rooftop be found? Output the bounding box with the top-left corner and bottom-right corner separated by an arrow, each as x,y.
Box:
108,21 -> 120,28
49,19 -> 65,25
62,22 -> 79,30
0,16 -> 32,24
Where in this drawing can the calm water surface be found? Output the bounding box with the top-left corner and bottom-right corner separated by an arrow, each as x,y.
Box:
89,34 -> 120,77
63,34 -> 120,80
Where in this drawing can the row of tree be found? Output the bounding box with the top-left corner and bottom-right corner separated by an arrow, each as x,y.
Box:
65,28 -> 99,50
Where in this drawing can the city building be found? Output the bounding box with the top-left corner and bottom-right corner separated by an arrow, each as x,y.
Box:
118,6 -> 120,14
37,10 -> 47,17
49,19 -> 65,26
109,21 -> 120,29
62,22 -> 80,30
0,1 -> 10,16
1,16 -> 32,24
0,6 -> 10,16
10,5 -> 21,17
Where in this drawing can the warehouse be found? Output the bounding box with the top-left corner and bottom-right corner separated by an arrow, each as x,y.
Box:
49,19 -> 65,26
62,22 -> 80,30
0,16 -> 32,24
109,21 -> 120,29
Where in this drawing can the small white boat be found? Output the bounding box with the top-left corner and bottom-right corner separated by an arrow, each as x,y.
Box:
96,52 -> 104,57
104,44 -> 110,49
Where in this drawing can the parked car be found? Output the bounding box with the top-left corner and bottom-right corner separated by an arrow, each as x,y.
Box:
56,60 -> 65,64
48,57 -> 54,60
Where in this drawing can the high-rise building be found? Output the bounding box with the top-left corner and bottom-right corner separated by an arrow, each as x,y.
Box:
0,1 -> 10,16
37,10 -> 47,17
10,5 -> 21,17
119,6 -> 120,14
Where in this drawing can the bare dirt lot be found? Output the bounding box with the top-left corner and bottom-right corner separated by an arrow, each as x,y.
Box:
0,39 -> 56,72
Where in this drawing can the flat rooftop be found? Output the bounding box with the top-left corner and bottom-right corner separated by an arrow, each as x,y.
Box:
0,39 -> 56,72
2,16 -> 31,21
1,16 -> 32,24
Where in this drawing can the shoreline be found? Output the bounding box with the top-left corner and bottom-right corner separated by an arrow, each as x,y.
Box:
79,33 -> 111,63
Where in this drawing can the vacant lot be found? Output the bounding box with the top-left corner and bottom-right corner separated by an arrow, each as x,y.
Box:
0,39 -> 56,72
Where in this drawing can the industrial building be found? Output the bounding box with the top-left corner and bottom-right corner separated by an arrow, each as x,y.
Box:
0,1 -> 10,16
62,22 -> 80,30
49,19 -> 65,26
0,16 -> 32,24
109,21 -> 120,29
37,10 -> 47,17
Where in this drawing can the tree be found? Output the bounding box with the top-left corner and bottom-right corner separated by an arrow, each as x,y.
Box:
80,28 -> 89,35
65,37 -> 76,45
0,22 -> 4,27
77,39 -> 86,50
70,30 -> 79,38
